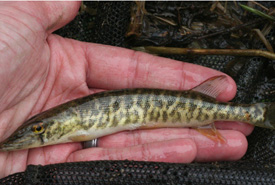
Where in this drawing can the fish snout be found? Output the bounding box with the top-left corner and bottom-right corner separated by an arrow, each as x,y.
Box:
0,140 -> 14,151
0,133 -> 32,151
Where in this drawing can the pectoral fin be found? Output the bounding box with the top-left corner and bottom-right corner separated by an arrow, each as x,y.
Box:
195,123 -> 226,143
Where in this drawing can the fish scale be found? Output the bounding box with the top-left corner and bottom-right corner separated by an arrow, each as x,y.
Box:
66,89 -> 263,128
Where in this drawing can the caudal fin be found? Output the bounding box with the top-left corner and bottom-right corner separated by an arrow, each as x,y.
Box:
262,103 -> 275,129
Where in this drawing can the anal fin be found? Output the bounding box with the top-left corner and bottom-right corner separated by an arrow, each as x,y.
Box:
195,123 -> 226,143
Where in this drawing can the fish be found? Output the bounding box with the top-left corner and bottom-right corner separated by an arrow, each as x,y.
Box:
0,75 -> 274,151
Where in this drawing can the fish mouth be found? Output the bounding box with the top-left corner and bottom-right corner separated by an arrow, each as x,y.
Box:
0,137 -> 36,151
0,141 -> 33,151
0,141 -> 16,151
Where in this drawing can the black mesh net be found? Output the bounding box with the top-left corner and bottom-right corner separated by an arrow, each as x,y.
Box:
1,2 -> 275,184
1,160 -> 274,185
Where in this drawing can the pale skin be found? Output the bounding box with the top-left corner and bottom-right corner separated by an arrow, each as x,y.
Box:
0,2 -> 254,178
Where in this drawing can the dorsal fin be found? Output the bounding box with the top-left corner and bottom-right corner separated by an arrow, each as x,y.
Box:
191,75 -> 228,99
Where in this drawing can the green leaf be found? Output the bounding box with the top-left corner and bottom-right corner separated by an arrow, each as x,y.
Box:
239,3 -> 275,21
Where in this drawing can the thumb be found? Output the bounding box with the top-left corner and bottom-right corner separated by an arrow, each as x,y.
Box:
40,2 -> 81,33
0,2 -> 80,34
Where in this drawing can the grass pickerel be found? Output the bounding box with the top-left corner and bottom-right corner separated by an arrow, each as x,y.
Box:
0,76 -> 274,151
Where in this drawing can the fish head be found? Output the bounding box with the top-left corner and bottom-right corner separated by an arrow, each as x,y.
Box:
0,120 -> 50,151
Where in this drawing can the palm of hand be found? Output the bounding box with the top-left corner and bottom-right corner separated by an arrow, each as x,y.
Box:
0,2 -> 253,178
0,2 -> 86,177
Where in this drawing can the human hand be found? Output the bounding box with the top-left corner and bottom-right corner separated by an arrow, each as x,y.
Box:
0,2 -> 254,178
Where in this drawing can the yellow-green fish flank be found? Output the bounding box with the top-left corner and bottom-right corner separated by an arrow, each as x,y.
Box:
0,88 -> 274,151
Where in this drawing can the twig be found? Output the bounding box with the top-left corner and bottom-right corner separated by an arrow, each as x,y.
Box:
126,2 -> 147,37
253,29 -> 274,53
250,0 -> 269,11
154,16 -> 177,26
137,46 -> 275,60
196,19 -> 261,40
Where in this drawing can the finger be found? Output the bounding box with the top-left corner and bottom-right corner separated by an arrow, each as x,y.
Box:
68,139 -> 197,163
98,128 -> 247,161
215,121 -> 254,136
27,143 -> 82,166
194,131 -> 247,162
0,150 -> 28,178
84,44 -> 236,101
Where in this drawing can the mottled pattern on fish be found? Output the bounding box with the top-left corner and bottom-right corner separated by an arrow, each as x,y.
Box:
0,88 -> 273,151
55,88 -> 265,128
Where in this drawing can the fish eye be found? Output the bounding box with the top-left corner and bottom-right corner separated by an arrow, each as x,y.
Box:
32,122 -> 45,134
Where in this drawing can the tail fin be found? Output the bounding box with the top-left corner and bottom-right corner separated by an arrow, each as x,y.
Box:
263,103 -> 275,129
